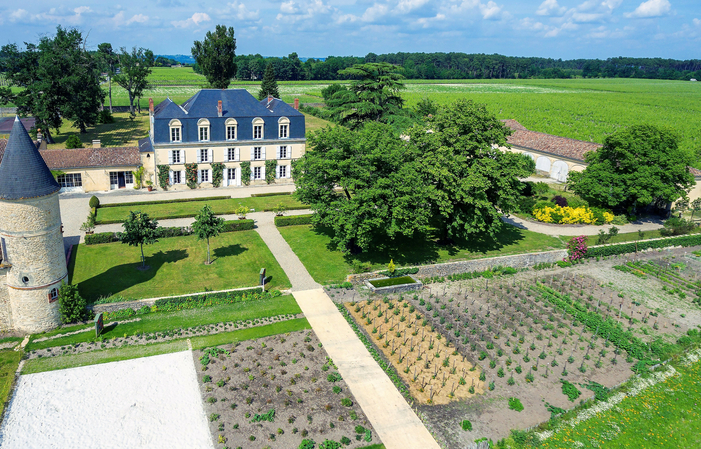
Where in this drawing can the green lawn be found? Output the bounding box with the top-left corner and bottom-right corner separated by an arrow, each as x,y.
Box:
47,112 -> 150,149
69,230 -> 291,302
96,195 -> 306,223
27,294 -> 302,351
278,224 -> 565,284
0,350 -> 21,416
302,112 -> 334,134
526,359 -> 701,449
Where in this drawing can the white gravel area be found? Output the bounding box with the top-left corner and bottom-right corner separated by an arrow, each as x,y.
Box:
0,351 -> 213,449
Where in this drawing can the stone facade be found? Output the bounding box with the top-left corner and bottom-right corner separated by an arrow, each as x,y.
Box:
0,191 -> 65,333
0,267 -> 12,330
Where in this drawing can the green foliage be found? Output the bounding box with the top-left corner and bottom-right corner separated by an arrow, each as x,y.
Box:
545,402 -> 566,420
85,232 -> 119,245
89,195 -> 100,209
386,259 -> 396,275
378,267 -> 419,278
80,211 -> 97,234
113,46 -> 154,114
265,159 -> 277,184
258,62 -> 280,100
65,135 -> 83,149
596,226 -> 619,245
58,284 -> 90,324
250,408 -> 275,423
586,234 -> 701,258
100,196 -> 230,209
298,439 -> 316,449
461,419 -> 473,431
191,25 -> 236,89
118,211 -> 159,268
211,162 -> 224,188
192,204 -> 225,264
660,217 -> 696,236
508,397 -> 524,412
157,165 -> 170,190
560,379 -> 581,402
320,440 -> 342,449
97,110 -> 115,124
275,214 -> 313,227
568,125 -> 695,211
132,166 -> 145,189
581,380 -> 610,401
221,219 -> 255,232
240,161 -> 251,186
185,163 -> 198,189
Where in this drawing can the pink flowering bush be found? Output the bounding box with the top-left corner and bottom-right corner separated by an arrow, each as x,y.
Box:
566,235 -> 588,262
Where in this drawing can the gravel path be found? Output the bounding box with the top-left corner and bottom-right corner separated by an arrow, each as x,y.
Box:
502,215 -> 665,236
0,351 -> 213,449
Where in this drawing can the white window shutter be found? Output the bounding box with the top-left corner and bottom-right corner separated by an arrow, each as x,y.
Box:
235,148 -> 240,161
237,167 -> 241,186
261,165 -> 265,180
250,148 -> 255,160
209,149 -> 214,162
209,169 -> 212,182
276,146 -> 281,159
180,170 -> 185,184
250,168 -> 254,181
286,165 -> 291,178
276,165 -> 280,179
181,151 -> 186,164
223,168 -> 228,183
168,152 -> 173,164
262,147 -> 266,160
168,170 -> 173,185
197,170 -> 201,184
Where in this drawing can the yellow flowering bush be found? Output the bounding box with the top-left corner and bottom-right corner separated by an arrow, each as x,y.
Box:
533,205 -> 613,225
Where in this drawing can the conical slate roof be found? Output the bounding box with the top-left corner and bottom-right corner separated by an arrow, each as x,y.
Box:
0,117 -> 60,200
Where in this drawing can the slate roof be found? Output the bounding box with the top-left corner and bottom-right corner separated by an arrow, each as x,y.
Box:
138,137 -> 154,153
0,117 -> 60,200
154,89 -> 303,119
0,139 -> 141,170
502,119 -> 602,162
0,117 -> 35,134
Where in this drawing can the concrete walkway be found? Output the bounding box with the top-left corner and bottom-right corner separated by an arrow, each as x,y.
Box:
502,215 -> 665,236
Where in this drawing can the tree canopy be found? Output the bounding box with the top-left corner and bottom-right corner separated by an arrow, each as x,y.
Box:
294,99 -> 534,252
567,125 -> 696,212
119,211 -> 159,268
113,47 -> 154,115
258,62 -> 280,100
192,204 -> 225,264
191,25 -> 237,89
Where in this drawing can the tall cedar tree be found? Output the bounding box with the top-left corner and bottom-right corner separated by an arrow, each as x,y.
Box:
119,211 -> 159,268
326,62 -> 405,129
114,47 -> 154,115
258,63 -> 280,100
0,26 -> 104,135
567,125 -> 696,212
191,25 -> 237,89
192,205 -> 225,264
408,99 -> 535,243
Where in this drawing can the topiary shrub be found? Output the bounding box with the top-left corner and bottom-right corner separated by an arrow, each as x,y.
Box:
65,135 -> 83,149
58,284 -> 90,323
89,195 -> 100,209
98,110 -> 115,124
552,195 -> 568,207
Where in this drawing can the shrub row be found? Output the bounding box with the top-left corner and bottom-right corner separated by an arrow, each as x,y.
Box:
85,219 -> 255,245
275,214 -> 313,227
336,304 -> 413,401
99,195 -> 230,208
424,265 -> 518,284
378,267 -> 419,278
102,288 -> 275,320
251,192 -> 292,197
586,234 -> 701,258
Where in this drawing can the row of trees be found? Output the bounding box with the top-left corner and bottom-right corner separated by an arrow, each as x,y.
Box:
0,26 -> 154,138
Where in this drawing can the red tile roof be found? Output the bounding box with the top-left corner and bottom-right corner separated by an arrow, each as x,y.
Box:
502,120 -> 601,162
0,140 -> 141,170
689,166 -> 701,177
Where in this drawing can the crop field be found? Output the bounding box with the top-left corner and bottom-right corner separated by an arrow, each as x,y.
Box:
341,248 -> 701,448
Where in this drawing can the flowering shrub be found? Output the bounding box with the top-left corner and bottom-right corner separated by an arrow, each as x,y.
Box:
566,235 -> 588,262
533,204 -> 613,225
185,163 -> 198,189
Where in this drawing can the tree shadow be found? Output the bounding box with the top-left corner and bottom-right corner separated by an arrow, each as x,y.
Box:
212,244 -> 246,261
77,249 -> 188,303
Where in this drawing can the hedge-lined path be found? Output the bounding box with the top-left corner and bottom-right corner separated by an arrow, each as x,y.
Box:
502,215 -> 665,236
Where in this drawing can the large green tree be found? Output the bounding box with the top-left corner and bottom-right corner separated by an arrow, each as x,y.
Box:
119,211 -> 159,268
0,26 -> 104,135
192,205 -> 225,264
409,99 -> 535,242
258,62 -> 280,100
192,25 -> 237,89
97,43 -> 119,113
113,47 -> 154,115
568,125 -> 696,212
294,122 -> 432,252
325,62 -> 406,129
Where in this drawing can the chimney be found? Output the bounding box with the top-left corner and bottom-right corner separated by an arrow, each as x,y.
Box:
36,128 -> 42,142
149,98 -> 154,114
92,140 -> 101,149
268,95 -> 273,103
217,100 -> 222,117
293,98 -> 299,110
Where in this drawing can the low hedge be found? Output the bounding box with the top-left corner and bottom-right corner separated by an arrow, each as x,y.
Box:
275,214 -> 313,227
222,219 -> 254,232
251,192 -> 292,198
586,234 -> 701,258
100,195 -> 230,208
378,267 -> 419,278
84,232 -> 119,245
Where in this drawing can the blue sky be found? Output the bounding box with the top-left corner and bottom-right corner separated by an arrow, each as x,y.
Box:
0,0 -> 699,59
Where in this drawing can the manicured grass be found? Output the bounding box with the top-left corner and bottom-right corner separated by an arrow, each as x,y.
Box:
278,224 -> 565,284
605,227 -> 701,245
46,112 -> 150,149
0,350 -> 22,416
302,112 -> 334,134
95,195 -> 306,223
190,318 -> 310,349
68,230 -> 291,302
22,341 -> 188,374
28,295 -> 302,351
530,359 -> 701,449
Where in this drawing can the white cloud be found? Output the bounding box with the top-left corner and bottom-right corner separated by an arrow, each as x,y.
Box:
171,12 -> 211,28
277,0 -> 331,25
694,18 -> 701,26
280,1 -> 298,14
585,25 -> 631,39
126,14 -> 148,25
9,9 -> 29,22
544,21 -> 578,37
362,3 -> 389,22
625,0 -> 671,18
224,1 -> 260,20
395,0 -> 430,14
480,1 -> 502,19
536,0 -> 566,16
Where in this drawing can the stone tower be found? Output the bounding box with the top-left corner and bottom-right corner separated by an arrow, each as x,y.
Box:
0,117 -> 65,333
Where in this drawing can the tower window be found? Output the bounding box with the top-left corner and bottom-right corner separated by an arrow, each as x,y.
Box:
21,276 -> 29,284
48,288 -> 59,303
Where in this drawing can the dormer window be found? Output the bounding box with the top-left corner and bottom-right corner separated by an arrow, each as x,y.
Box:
278,117 -> 290,139
253,117 -> 264,140
198,118 -> 210,142
169,119 -> 182,143
226,118 -> 238,140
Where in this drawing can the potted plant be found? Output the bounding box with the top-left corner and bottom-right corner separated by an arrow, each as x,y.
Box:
146,180 -> 153,192
80,211 -> 96,235
272,203 -> 287,217
235,205 -> 250,220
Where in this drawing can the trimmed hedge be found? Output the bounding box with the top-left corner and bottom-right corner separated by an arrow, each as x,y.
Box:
222,219 -> 255,232
251,192 -> 292,197
586,234 -> 701,258
378,267 -> 419,278
100,196 -> 230,208
275,214 -> 313,227
84,232 -> 119,245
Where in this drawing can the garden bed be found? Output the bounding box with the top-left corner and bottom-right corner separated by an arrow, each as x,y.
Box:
194,330 -> 381,449
366,276 -> 423,294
